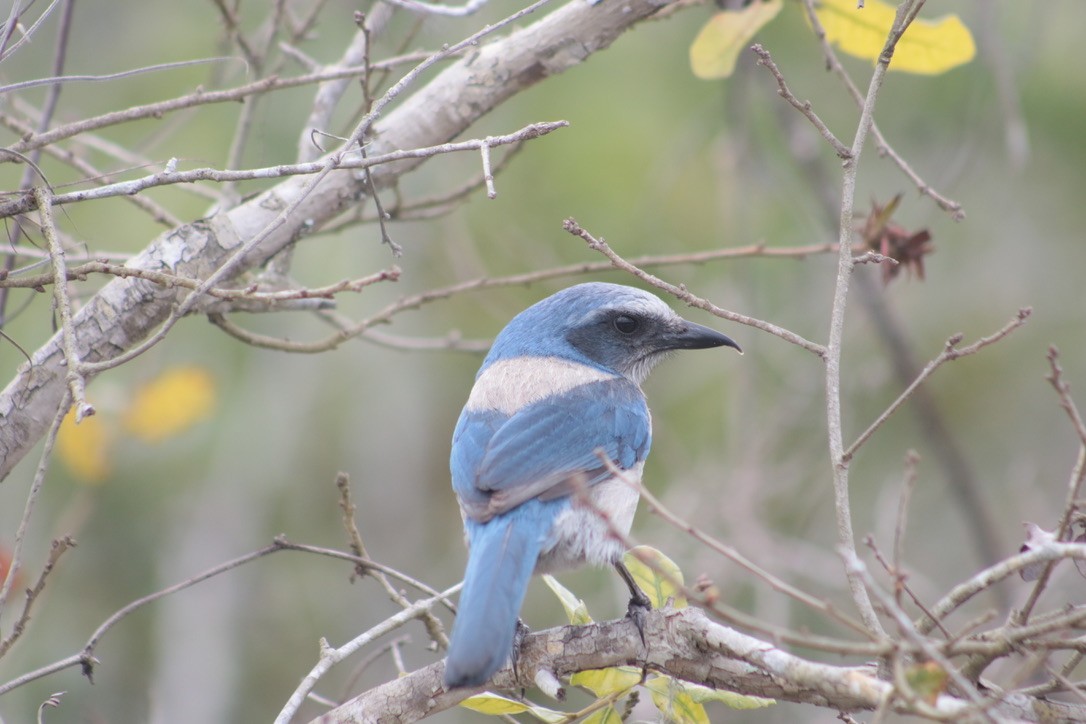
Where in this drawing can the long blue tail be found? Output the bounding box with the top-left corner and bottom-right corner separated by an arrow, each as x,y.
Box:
444,506 -> 550,688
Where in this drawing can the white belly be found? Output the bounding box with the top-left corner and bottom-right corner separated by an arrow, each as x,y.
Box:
534,463 -> 643,574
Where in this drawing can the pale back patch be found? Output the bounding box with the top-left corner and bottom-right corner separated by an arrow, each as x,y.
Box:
465,356 -> 617,416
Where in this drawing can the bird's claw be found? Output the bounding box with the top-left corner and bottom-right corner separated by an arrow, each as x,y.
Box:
625,591 -> 651,647
511,618 -> 531,686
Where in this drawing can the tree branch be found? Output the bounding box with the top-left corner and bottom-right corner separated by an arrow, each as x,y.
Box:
0,0 -> 679,481
316,606 -> 1086,723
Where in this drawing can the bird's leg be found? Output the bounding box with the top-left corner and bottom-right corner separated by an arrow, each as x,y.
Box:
614,560 -> 651,646
510,617 -> 531,689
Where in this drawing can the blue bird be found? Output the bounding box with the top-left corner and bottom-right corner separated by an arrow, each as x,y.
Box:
444,282 -> 740,688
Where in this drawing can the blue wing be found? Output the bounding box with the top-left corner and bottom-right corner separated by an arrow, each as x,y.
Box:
451,378 -> 651,522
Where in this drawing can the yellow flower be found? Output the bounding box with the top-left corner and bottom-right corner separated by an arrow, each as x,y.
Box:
123,367 -> 216,443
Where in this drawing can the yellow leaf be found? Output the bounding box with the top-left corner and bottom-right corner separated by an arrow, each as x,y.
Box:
123,367 -> 215,443
583,706 -> 624,724
542,574 -> 593,624
815,0 -> 975,75
622,546 -> 687,609
690,0 -> 783,80
57,407 -> 112,484
571,666 -> 642,696
459,692 -> 565,722
682,680 -> 775,709
645,676 -> 710,724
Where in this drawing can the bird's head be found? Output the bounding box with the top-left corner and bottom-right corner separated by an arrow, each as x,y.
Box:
486,283 -> 740,384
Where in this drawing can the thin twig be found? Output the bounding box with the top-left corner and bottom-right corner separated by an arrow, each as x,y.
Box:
1022,347 -> 1086,621
480,138 -> 497,198
272,537 -> 452,602
1,260 -> 400,305
579,454 -> 887,657
0,0 -> 73,328
798,0 -> 965,220
625,463 -> 872,638
35,186 -> 92,420
73,125 -> 558,374
0,0 -> 61,63
824,0 -> 938,638
0,395 -> 70,627
377,0 -> 490,16
0,535 -> 444,695
0,537 -> 75,658
917,542 -> 1086,637
1011,439 -> 1086,629
213,241 -> 835,354
334,474 -> 448,648
0,122 -> 569,219
272,583 -> 463,724
563,218 -> 827,358
1047,347 -> 1086,448
843,549 -> 994,719
360,142 -> 401,256
0,57 -> 240,95
750,44 -> 851,159
843,308 -> 1032,462
893,450 -> 920,582
0,54 -> 465,161
0,112 -> 181,225
864,535 -> 949,640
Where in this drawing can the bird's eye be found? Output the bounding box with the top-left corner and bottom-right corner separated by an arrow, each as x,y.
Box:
613,315 -> 639,334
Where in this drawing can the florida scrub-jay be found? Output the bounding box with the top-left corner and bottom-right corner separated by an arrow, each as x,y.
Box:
444,282 -> 739,688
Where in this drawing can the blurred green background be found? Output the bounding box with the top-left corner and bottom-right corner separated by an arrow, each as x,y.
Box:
1,1 -> 1085,721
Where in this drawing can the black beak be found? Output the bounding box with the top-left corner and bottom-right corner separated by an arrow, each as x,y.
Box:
666,320 -> 742,354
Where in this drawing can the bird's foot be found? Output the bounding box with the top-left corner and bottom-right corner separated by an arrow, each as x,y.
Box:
511,618 -> 531,687
615,559 -> 653,647
625,589 -> 652,647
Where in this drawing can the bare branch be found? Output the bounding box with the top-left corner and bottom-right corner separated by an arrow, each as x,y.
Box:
0,537 -> 75,658
1048,347 -> 1086,448
621,463 -> 872,638
0,397 -> 70,628
798,0 -> 965,220
0,540 -> 289,695
0,57 -> 240,95
843,308 -> 1033,462
0,54 -> 460,163
0,122 -> 569,219
210,237 -> 830,355
750,44 -> 851,159
917,542 -> 1086,636
274,583 -> 462,724
823,0 -> 940,638
377,0 -> 490,16
563,218 -> 828,358
321,606 -> 1082,723
335,473 -> 448,648
842,549 -> 991,717
35,187 -> 92,420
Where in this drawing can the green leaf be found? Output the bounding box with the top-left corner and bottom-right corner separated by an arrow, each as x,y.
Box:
571,666 -> 642,697
815,0 -> 976,75
459,692 -> 566,722
542,574 -> 593,624
905,661 -> 948,705
690,0 -> 783,79
622,546 -> 687,609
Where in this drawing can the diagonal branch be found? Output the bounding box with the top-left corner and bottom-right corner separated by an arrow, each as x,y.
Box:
0,0 -> 681,481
